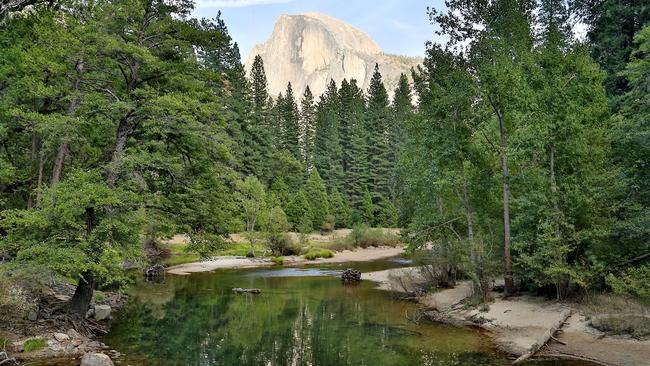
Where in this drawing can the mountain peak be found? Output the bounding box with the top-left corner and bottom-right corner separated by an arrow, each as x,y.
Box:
245,12 -> 420,98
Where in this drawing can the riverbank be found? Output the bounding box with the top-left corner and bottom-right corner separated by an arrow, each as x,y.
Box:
363,266 -> 650,366
167,246 -> 405,275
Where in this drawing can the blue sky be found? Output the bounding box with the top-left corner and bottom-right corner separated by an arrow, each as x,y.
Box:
192,0 -> 446,60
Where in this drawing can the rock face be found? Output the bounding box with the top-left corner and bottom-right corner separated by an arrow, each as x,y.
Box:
81,353 -> 114,366
245,12 -> 421,98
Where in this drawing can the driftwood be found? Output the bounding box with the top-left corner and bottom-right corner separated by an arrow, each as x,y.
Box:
534,352 -> 614,366
232,288 -> 261,294
512,309 -> 571,365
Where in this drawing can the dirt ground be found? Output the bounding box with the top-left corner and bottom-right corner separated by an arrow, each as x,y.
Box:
167,246 -> 405,275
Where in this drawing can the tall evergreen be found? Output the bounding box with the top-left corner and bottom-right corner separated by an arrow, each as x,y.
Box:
365,64 -> 392,203
313,79 -> 344,191
389,73 -> 413,208
303,169 -> 330,228
300,86 -> 317,170
339,79 -> 368,206
279,82 -> 301,159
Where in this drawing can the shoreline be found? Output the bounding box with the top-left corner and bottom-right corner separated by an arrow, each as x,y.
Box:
166,246 -> 405,275
363,266 -> 650,366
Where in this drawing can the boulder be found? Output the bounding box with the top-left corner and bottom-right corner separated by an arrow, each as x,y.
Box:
54,333 -> 70,342
27,310 -> 38,321
94,305 -> 111,321
67,328 -> 82,339
81,353 -> 114,366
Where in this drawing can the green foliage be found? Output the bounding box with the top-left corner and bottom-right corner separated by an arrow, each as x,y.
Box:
358,189 -> 375,225
304,170 -> 330,228
24,338 -> 46,352
303,248 -> 334,260
606,266 -> 650,302
271,256 -> 284,265
377,198 -> 399,228
329,187 -> 351,228
286,190 -> 313,233
329,226 -> 401,251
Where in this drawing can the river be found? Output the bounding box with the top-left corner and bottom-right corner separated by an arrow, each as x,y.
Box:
101,258 -> 590,366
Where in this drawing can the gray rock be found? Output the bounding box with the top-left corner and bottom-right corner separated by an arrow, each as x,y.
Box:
47,339 -> 64,351
54,333 -> 70,342
27,310 -> 38,321
81,352 -> 114,366
67,328 -> 82,339
245,13 -> 421,99
86,308 -> 95,319
94,305 -> 111,321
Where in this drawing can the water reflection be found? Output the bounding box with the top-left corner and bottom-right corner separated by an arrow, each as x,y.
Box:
104,266 -> 589,366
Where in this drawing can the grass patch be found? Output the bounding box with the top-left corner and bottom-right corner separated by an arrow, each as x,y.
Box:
24,338 -> 46,352
327,226 -> 401,251
92,292 -> 106,303
164,252 -> 200,266
304,248 -> 334,260
580,293 -> 650,339
271,256 -> 284,265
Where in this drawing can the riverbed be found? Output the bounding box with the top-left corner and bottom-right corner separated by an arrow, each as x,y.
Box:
102,259 -> 591,365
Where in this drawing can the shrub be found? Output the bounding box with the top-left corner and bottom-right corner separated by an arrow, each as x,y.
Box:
0,268 -> 45,323
267,233 -> 299,256
606,265 -> 650,303
24,338 -> 46,352
349,225 -> 401,248
320,215 -> 335,235
304,248 -> 334,260
271,256 -> 284,265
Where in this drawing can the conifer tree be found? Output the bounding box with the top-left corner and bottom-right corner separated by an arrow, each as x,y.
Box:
365,64 -> 392,203
250,55 -> 269,112
280,82 -> 301,159
338,79 -> 368,205
329,187 -> 351,228
313,79 -> 344,191
300,86 -> 317,170
286,189 -> 313,233
390,73 -> 413,208
359,188 -> 376,226
303,170 -> 330,228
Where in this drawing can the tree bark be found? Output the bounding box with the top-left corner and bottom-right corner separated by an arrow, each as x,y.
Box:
51,59 -> 83,186
107,116 -> 132,188
27,134 -> 38,208
69,207 -> 96,316
496,104 -> 514,296
69,270 -> 95,317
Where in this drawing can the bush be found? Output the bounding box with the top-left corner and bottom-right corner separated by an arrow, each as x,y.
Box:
271,256 -> 284,265
320,215 -> 335,234
0,268 -> 44,322
349,225 -> 401,248
267,233 -> 299,256
304,248 -> 334,260
606,265 -> 650,303
24,338 -> 46,352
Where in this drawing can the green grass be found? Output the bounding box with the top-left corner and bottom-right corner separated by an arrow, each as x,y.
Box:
304,248 -> 334,260
326,226 -> 401,251
217,242 -> 267,257
164,252 -> 201,266
24,338 -> 46,352
162,241 -> 268,266
92,292 -> 106,302
271,256 -> 284,265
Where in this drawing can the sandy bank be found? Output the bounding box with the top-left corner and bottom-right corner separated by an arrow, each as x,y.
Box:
167,246 -> 405,275
363,266 -> 650,366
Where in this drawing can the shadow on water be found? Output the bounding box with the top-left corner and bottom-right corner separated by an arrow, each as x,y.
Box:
101,259 -> 595,366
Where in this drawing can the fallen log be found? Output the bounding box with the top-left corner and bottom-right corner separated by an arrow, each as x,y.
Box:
232,288 -> 261,294
512,309 -> 571,365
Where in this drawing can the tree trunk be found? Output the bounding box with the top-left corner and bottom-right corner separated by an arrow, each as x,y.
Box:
107,116 -> 132,188
51,59 -> 83,186
497,110 -> 514,296
69,207 -> 96,316
69,270 -> 95,317
27,134 -> 38,208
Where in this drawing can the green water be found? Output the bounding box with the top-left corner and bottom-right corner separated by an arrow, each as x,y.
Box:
103,260 -> 590,366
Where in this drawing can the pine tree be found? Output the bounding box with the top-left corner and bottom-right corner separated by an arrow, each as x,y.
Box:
250,54 -> 269,112
390,73 -> 413,208
365,64 -> 392,203
303,169 -> 330,228
300,86 -> 317,170
358,188 -> 376,226
313,79 -> 344,191
280,82 -> 301,159
329,187 -> 352,228
339,79 -> 368,206
286,189 -> 313,233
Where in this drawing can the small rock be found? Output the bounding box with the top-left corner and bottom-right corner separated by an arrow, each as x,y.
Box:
86,308 -> 95,319
67,328 -> 82,339
71,339 -> 83,347
94,305 -> 111,321
12,341 -> 24,352
47,339 -> 65,351
54,333 -> 70,342
27,310 -> 38,321
81,352 -> 114,366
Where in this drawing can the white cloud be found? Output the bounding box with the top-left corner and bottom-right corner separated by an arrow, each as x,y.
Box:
195,0 -> 295,8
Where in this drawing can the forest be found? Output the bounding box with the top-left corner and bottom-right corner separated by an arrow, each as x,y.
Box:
0,0 -> 649,350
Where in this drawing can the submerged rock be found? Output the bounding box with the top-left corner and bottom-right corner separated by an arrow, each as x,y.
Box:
232,288 -> 261,294
81,352 -> 114,366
